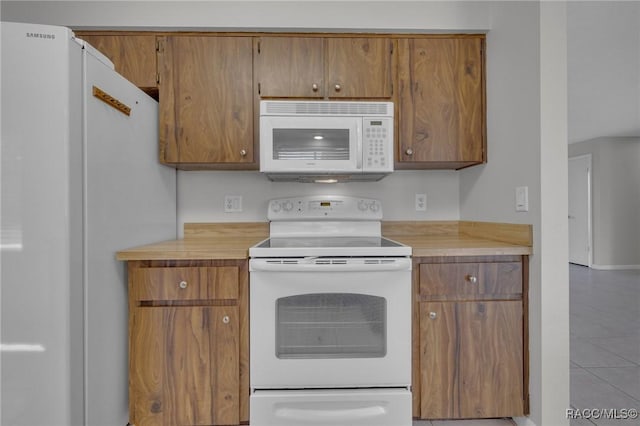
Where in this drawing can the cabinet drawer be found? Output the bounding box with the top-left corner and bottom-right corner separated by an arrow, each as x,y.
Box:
419,262 -> 522,300
132,266 -> 239,301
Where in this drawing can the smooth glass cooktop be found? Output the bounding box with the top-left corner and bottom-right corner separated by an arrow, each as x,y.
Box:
254,236 -> 405,249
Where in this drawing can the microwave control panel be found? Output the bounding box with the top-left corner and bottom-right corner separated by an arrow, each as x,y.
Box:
362,117 -> 393,172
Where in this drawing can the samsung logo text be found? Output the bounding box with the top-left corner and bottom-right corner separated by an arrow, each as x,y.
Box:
26,32 -> 56,40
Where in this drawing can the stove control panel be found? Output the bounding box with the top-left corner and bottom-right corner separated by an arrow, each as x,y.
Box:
268,195 -> 383,220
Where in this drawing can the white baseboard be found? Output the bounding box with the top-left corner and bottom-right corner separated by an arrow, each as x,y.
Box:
591,264 -> 640,270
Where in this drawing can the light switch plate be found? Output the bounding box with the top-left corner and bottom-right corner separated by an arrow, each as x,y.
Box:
515,186 -> 529,212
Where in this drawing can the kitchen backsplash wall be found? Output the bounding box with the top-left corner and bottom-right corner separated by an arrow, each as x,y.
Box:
177,170 -> 459,237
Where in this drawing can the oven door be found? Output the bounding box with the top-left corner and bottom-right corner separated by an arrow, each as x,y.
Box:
249,257 -> 411,389
260,116 -> 361,173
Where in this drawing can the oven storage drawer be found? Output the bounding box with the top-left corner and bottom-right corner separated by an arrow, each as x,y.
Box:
419,262 -> 522,300
131,266 -> 239,302
250,388 -> 412,426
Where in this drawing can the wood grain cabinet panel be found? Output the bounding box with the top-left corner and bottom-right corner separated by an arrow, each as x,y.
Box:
130,305 -> 239,426
256,36 -> 392,100
326,37 -> 393,99
415,256 -> 528,420
132,266 -> 239,301
419,301 -> 524,419
75,33 -> 158,90
127,261 -> 247,426
419,262 -> 522,300
397,37 -> 485,169
159,35 -> 254,167
256,37 -> 325,98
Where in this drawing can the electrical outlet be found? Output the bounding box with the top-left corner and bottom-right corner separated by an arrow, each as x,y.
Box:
415,193 -> 427,212
224,195 -> 243,213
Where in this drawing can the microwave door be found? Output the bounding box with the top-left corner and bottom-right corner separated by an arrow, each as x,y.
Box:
260,117 -> 360,173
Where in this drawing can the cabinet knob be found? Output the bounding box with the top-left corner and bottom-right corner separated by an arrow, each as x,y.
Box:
334,83 -> 342,92
222,315 -> 230,324
179,280 -> 188,289
240,149 -> 247,157
312,83 -> 319,92
429,312 -> 437,320
466,275 -> 478,284
405,148 -> 414,156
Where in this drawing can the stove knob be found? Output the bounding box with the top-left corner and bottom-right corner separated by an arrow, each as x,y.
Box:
369,202 -> 380,212
271,202 -> 282,213
357,200 -> 368,211
283,201 -> 294,211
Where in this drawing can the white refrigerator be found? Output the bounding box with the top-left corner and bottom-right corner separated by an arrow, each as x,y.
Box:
1,22 -> 177,425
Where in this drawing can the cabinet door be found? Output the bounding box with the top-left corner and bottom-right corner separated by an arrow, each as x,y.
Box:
326,38 -> 393,98
256,37 -> 325,98
159,36 -> 254,164
130,305 -> 239,426
77,34 -> 158,89
398,37 -> 484,166
419,302 -> 458,419
419,301 -> 523,419
457,301 -> 523,418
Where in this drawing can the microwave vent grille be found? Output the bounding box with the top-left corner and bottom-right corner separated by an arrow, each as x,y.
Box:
263,101 -> 390,116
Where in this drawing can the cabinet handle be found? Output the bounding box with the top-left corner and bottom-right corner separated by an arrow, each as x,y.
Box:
465,275 -> 478,284
334,83 -> 342,92
312,83 -> 319,92
405,148 -> 414,156
240,149 -> 247,157
429,312 -> 437,320
222,315 -> 230,324
179,280 -> 188,289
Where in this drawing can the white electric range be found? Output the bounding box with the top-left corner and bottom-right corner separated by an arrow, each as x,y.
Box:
249,195 -> 412,426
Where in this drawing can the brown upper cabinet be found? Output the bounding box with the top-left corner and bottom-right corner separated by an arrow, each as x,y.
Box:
75,33 -> 158,93
397,36 -> 485,169
78,32 -> 486,170
157,35 -> 255,169
255,36 -> 393,99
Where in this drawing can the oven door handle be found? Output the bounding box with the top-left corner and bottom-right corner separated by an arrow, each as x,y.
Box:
250,258 -> 411,272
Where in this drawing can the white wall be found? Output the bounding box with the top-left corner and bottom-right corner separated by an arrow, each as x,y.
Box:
567,1 -> 640,143
178,171 -> 459,237
569,137 -> 640,269
0,2 -> 570,426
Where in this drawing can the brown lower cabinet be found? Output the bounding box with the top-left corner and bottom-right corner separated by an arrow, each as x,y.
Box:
126,255 -> 526,424
127,260 -> 249,426
413,256 -> 529,420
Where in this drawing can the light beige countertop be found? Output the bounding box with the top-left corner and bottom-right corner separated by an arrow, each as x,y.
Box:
116,221 -> 533,261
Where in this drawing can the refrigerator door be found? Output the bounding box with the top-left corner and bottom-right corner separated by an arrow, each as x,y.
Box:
1,22 -> 82,426
82,41 -> 176,426
1,22 -> 177,426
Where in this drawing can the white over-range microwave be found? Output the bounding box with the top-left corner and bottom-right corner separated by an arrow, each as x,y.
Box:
259,100 -> 394,182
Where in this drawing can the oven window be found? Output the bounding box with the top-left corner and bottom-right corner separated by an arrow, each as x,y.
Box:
272,129 -> 350,160
275,293 -> 386,359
